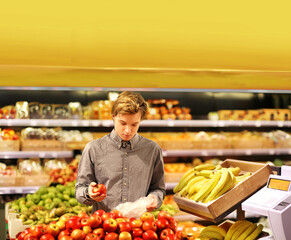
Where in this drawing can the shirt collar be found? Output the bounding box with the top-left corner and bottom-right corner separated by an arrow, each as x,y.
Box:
110,129 -> 139,150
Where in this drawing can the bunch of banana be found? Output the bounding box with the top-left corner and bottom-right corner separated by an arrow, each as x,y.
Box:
225,220 -> 264,240
197,225 -> 226,240
174,163 -> 252,203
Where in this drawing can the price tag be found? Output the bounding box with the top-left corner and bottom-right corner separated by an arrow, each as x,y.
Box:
31,120 -> 37,126
217,150 -> 223,156
81,120 -> 89,126
39,153 -> 46,158
277,121 -> 284,127
269,149 -> 275,155
245,150 -> 252,155
167,120 -> 174,127
255,121 -> 261,127
201,150 -> 208,156
163,151 -> 167,157
71,120 -> 78,127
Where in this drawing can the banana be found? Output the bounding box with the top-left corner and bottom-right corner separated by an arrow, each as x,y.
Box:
229,166 -> 241,176
235,172 -> 251,183
200,225 -> 226,238
245,224 -> 263,240
189,179 -> 210,199
215,165 -> 222,170
199,170 -> 214,178
173,168 -> 196,193
193,170 -> 221,202
199,231 -> 224,240
231,221 -> 253,240
185,176 -> 207,193
225,220 -> 244,240
237,223 -> 257,240
212,168 -> 235,200
188,177 -> 207,194
194,163 -> 216,171
204,168 -> 230,203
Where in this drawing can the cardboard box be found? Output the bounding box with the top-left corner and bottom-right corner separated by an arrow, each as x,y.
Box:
173,159 -> 272,222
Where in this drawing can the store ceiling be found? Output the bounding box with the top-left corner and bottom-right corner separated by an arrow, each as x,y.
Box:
0,1 -> 291,91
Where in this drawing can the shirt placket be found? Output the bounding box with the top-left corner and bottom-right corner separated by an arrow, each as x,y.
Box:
122,148 -> 129,203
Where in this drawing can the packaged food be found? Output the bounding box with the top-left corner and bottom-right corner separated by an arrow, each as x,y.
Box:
15,101 -> 29,119
28,102 -> 42,119
68,102 -> 82,119
54,104 -> 69,119
42,104 -> 54,119
1,105 -> 16,119
18,159 -> 42,175
99,100 -> 112,119
90,101 -> 100,119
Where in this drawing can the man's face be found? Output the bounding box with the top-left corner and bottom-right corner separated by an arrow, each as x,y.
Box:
112,111 -> 142,141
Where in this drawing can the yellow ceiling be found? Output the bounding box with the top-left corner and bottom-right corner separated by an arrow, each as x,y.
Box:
0,1 -> 291,90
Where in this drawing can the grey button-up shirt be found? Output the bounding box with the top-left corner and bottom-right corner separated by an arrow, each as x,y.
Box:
75,129 -> 166,213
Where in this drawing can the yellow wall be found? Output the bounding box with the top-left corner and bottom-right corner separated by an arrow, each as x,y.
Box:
1,1 -> 291,90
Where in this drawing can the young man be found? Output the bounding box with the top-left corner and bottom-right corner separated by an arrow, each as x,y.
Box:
75,91 -> 166,213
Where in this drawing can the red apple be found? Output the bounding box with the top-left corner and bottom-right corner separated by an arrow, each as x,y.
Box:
82,226 -> 92,234
46,223 -> 61,237
142,220 -> 157,232
140,212 -> 154,222
105,232 -> 119,240
81,217 -> 90,227
66,217 -> 82,232
142,230 -> 158,240
56,220 -> 67,231
164,234 -> 176,240
78,212 -> 89,220
169,219 -> 178,232
175,230 -> 182,240
58,230 -> 70,240
88,215 -> 102,228
130,219 -> 142,228
160,228 -> 174,240
85,234 -> 99,240
103,218 -> 118,232
30,225 -> 45,237
23,233 -> 38,240
93,228 -> 105,239
118,222 -> 132,233
40,234 -> 55,240
131,228 -> 143,238
111,209 -> 123,219
157,211 -> 173,222
92,184 -> 107,195
118,231 -> 132,240
93,209 -> 105,217
102,212 -> 115,221
59,236 -> 74,240
116,218 -> 127,224
71,229 -> 86,240
133,238 -> 143,240
155,219 -> 170,232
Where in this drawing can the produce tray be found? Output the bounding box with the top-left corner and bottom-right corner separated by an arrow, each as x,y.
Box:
173,159 -> 272,222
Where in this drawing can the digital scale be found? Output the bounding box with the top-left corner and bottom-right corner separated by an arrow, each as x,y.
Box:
242,165 -> 291,240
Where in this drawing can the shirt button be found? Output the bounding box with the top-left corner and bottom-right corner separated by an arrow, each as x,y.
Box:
124,168 -> 127,170
124,183 -> 127,186
124,198 -> 127,201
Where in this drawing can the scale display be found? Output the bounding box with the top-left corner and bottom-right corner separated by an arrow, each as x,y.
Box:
267,178 -> 291,191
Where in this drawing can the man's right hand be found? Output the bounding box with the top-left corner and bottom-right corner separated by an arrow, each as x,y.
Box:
88,182 -> 107,202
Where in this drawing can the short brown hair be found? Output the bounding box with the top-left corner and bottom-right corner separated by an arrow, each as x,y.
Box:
111,91 -> 148,120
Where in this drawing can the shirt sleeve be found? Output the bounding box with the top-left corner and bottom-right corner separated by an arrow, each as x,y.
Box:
75,141 -> 98,205
147,144 -> 166,209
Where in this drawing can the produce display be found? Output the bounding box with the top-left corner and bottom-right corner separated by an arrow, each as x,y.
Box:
173,163 -> 251,203
8,181 -> 92,226
15,209 -> 181,240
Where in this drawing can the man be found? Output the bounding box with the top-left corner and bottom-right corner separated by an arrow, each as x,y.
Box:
75,91 -> 166,213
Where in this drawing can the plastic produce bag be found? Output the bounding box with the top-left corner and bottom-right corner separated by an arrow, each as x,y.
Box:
115,197 -> 153,219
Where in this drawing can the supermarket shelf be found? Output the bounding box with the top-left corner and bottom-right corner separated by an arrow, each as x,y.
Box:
0,119 -> 290,128
0,186 -> 40,195
0,151 -> 73,159
163,148 -> 291,157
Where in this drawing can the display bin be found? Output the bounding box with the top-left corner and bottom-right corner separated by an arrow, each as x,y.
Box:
173,159 -> 272,222
21,139 -> 65,151
17,174 -> 50,186
165,172 -> 185,183
0,175 -> 18,187
0,140 -> 20,151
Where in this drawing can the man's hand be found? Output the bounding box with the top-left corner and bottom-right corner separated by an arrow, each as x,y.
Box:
146,194 -> 157,212
88,182 -> 107,202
